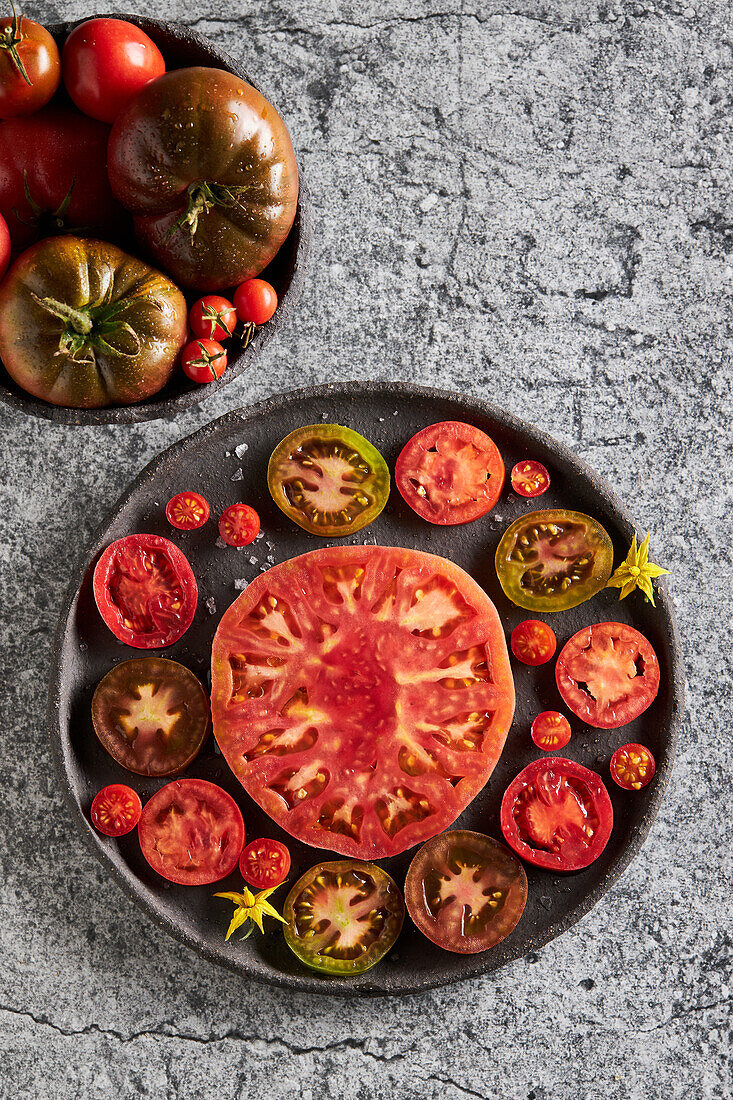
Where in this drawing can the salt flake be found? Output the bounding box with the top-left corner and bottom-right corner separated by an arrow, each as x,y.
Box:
235,442 -> 249,458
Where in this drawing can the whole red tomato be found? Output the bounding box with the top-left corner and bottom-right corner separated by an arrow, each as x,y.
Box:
0,107 -> 127,251
0,14 -> 60,117
181,339 -> 227,384
233,279 -> 278,325
62,18 -> 165,123
0,213 -> 9,280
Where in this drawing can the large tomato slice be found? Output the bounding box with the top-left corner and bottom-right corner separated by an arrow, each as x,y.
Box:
555,622 -> 660,729
91,657 -> 210,776
138,778 -> 245,885
283,860 -> 404,975
405,831 -> 527,954
395,421 -> 505,525
500,757 -> 613,871
93,534 -> 198,649
211,546 -> 515,859
495,509 -> 613,612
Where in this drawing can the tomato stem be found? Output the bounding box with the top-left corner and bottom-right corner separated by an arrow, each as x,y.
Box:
0,10 -> 32,85
167,180 -> 256,241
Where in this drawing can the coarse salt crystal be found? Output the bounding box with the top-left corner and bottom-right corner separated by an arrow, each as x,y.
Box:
231,468 -> 244,481
234,578 -> 248,591
235,443 -> 249,458
205,597 -> 217,615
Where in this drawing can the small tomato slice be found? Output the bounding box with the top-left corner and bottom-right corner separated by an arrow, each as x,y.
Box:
500,757 -> 613,872
189,295 -> 237,341
268,424 -> 390,537
138,778 -> 245,885
91,783 -> 142,837
166,491 -> 210,531
610,743 -> 656,790
405,831 -> 527,954
218,503 -> 260,547
510,619 -> 557,665
495,509 -> 613,612
283,861 -> 404,975
233,278 -> 278,325
93,534 -> 198,649
239,839 -> 291,889
92,657 -> 210,777
395,421 -> 505,525
531,711 -> 571,751
511,460 -> 550,498
555,622 -> 660,729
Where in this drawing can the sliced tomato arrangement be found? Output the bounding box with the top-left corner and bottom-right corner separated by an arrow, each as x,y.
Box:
268,424 -> 390,537
555,622 -> 660,729
495,509 -> 614,612
93,534 -> 198,649
405,831 -> 527,954
211,545 -> 515,859
511,460 -> 550,498
283,860 -> 404,975
91,657 -> 210,776
531,711 -> 572,751
610,743 -> 656,790
218,503 -> 261,547
166,491 -> 210,531
395,421 -> 505,525
239,838 -> 291,889
510,619 -> 557,666
138,778 -> 245,885
500,757 -> 613,872
90,783 -> 142,837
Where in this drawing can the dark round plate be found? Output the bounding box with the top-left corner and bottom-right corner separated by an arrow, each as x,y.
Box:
48,382 -> 683,994
0,14 -> 312,426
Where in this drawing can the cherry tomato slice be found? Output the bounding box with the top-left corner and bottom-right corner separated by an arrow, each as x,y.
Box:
610,743 -> 656,790
181,339 -> 227,384
239,838 -> 291,889
510,619 -> 557,666
233,278 -> 278,325
500,757 -> 613,872
166,491 -> 210,531
531,711 -> 571,751
189,295 -> 237,341
90,783 -> 142,837
218,503 -> 260,547
511,460 -> 551,498
62,18 -> 165,123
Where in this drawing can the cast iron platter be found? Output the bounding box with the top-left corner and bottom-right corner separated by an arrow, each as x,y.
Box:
0,14 -> 312,426
48,382 -> 683,994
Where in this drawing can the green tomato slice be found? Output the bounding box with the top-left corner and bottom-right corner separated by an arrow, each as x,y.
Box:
267,424 -> 390,536
283,860 -> 404,975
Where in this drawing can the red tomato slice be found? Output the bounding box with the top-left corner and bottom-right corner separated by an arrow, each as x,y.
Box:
610,743 -> 656,790
211,545 -> 515,859
395,421 -> 505,525
511,460 -> 550,498
510,619 -> 557,666
90,783 -> 141,837
239,838 -> 291,889
555,622 -> 660,729
93,534 -> 198,649
531,711 -> 571,751
138,778 -> 245,885
166,491 -> 210,531
218,503 -> 261,547
500,757 -> 613,871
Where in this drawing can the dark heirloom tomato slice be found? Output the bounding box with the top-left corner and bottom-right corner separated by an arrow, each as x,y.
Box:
239,838 -> 291,889
211,545 -> 515,859
138,778 -> 245,885
510,619 -> 557,666
93,534 -> 198,649
166,492 -> 210,531
267,425 -> 390,537
495,509 -> 613,613
556,622 -> 660,729
91,657 -> 210,777
610,743 -> 656,790
283,860 -> 404,975
531,711 -> 571,751
90,783 -> 141,837
500,758 -> 613,872
405,831 -> 527,954
395,421 -> 505,525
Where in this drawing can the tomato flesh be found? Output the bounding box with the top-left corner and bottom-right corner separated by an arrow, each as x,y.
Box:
610,743 -> 656,790
395,421 -> 505,525
218,504 -> 261,547
93,534 -> 198,649
211,545 -> 515,859
511,460 -> 550,498
91,783 -> 141,837
239,838 -> 291,889
500,757 -> 613,871
62,18 -> 165,124
510,619 -> 557,666
283,860 -> 404,975
495,509 -> 613,612
166,491 -> 210,531
531,711 -> 571,751
405,831 -> 527,954
268,424 -> 390,537
138,778 -> 245,885
555,622 -> 660,729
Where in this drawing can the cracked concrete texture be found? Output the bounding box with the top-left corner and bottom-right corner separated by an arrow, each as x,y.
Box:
0,0 -> 731,1097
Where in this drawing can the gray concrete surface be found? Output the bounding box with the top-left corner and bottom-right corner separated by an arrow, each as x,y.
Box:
1,0 -> 731,1096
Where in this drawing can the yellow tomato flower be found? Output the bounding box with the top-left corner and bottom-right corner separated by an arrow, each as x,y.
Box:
214,884 -> 287,941
606,533 -> 670,606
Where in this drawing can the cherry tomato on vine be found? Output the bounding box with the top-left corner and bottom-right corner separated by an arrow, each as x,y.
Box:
166,491 -> 210,531
0,14 -> 60,118
511,460 -> 551,498
510,619 -> 557,666
0,213 -> 9,280
239,839 -> 291,889
189,295 -> 237,341
62,18 -> 165,123
531,711 -> 571,751
218,503 -> 260,546
610,743 -> 656,790
181,339 -> 227,384
233,278 -> 278,325
91,784 -> 142,837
